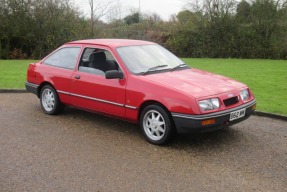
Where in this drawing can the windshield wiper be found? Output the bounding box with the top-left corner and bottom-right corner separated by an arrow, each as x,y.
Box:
170,63 -> 188,71
139,65 -> 168,75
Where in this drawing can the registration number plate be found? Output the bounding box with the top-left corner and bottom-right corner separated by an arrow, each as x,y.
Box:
230,108 -> 246,121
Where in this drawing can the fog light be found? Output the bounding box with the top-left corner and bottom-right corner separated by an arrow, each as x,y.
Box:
202,119 -> 216,126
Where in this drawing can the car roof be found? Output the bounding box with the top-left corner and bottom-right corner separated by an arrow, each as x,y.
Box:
67,39 -> 155,48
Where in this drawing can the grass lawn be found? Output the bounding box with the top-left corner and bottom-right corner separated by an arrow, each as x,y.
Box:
0,60 -> 37,88
183,58 -> 287,116
0,59 -> 286,115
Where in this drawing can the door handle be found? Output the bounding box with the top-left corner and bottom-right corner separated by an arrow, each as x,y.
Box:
74,75 -> 80,79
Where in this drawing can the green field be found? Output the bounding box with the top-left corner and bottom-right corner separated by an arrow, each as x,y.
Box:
1,60 -> 37,88
1,59 -> 286,115
183,58 -> 287,116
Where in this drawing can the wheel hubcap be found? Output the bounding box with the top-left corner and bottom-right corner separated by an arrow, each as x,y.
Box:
42,89 -> 55,112
143,110 -> 166,141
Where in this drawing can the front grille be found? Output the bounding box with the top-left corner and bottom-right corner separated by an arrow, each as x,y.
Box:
223,96 -> 239,107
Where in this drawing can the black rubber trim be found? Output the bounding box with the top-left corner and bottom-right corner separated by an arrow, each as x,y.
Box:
25,82 -> 39,96
172,99 -> 256,120
172,103 -> 256,134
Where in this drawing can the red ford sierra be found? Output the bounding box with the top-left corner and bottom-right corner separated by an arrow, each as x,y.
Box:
26,39 -> 256,145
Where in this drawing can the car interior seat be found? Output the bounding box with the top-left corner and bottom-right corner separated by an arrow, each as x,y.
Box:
88,52 -> 105,72
88,52 -> 118,72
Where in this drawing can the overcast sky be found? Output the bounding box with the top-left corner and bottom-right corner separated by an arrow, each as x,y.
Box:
74,0 -> 186,21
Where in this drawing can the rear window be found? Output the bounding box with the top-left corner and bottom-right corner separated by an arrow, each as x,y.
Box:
43,47 -> 81,70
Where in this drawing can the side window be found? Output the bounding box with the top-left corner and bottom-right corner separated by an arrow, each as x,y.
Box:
104,50 -> 114,60
79,48 -> 119,76
81,48 -> 96,61
43,47 -> 81,70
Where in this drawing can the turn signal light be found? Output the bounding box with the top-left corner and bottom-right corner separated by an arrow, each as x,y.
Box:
202,119 -> 216,126
252,104 -> 256,111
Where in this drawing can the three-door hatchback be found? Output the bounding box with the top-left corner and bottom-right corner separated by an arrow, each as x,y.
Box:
26,39 -> 256,145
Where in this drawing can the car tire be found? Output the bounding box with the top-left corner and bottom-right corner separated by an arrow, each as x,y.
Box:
40,85 -> 64,115
140,105 -> 175,145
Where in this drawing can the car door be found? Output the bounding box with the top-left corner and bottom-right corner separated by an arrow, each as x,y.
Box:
70,46 -> 126,117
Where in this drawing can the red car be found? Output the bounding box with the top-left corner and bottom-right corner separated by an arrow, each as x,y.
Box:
26,39 -> 256,145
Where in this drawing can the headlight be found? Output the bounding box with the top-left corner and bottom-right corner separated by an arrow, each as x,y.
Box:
199,98 -> 220,111
240,89 -> 250,101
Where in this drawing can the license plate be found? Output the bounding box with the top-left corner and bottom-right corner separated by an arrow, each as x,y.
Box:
230,108 -> 246,121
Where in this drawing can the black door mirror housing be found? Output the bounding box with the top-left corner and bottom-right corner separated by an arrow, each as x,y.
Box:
105,70 -> 124,79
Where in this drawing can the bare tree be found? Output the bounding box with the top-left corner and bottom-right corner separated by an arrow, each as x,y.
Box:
185,0 -> 237,19
88,0 -> 120,37
107,0 -> 122,22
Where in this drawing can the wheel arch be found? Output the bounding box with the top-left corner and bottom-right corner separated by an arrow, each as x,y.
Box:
37,82 -> 55,98
138,100 -> 175,126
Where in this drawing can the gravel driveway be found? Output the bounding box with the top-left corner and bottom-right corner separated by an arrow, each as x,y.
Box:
0,93 -> 286,191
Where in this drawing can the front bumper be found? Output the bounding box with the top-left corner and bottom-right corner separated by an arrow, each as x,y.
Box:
172,99 -> 256,134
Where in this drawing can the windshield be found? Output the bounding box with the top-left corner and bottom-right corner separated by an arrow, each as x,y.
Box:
116,44 -> 185,74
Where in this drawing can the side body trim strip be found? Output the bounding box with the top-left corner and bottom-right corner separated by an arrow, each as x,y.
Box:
57,90 -> 137,109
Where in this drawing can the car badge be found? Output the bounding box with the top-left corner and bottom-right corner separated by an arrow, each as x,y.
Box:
228,94 -> 233,98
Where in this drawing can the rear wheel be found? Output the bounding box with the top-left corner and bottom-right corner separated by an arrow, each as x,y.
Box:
40,85 -> 64,115
140,105 -> 175,145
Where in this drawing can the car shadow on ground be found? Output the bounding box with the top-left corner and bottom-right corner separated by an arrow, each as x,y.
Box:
170,128 -> 244,151
63,106 -> 141,134
61,107 -> 244,149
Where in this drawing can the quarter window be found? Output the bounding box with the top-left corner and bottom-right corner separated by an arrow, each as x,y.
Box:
43,47 -> 81,70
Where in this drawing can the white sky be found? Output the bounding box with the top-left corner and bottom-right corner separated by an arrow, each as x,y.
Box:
74,0 -> 186,21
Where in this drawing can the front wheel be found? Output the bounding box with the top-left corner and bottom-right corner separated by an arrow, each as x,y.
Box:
140,105 -> 175,145
40,85 -> 64,115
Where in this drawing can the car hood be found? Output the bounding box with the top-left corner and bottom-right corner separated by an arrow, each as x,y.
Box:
140,68 -> 246,98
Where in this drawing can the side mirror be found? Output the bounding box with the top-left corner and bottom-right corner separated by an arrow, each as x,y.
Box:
105,70 -> 124,79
